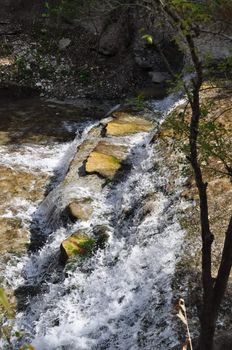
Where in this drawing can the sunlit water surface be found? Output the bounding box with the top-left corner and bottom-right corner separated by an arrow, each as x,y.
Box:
0,95 -> 186,350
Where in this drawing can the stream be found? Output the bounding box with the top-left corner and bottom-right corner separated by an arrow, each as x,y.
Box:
0,95 -> 187,350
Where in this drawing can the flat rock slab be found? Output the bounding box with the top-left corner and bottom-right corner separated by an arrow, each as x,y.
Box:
86,151 -> 121,179
67,198 -> 93,221
94,141 -> 128,160
61,174 -> 105,206
65,139 -> 99,182
0,217 -> 28,254
106,112 -> 154,136
85,141 -> 129,179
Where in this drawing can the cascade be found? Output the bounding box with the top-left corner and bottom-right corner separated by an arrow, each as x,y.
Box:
0,96 -> 186,350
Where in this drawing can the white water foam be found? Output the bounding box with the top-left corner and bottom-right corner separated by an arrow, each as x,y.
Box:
2,100 -> 187,350
0,143 -> 70,173
150,92 -> 186,120
0,121 -> 95,175
11,122 -> 185,350
1,122 -> 98,289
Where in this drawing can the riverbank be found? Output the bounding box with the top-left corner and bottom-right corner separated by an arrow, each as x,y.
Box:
0,0 -> 184,101
158,86 -> 232,346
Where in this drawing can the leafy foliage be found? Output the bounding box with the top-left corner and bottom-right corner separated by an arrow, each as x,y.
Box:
142,34 -> 153,45
42,0 -> 97,22
162,100 -> 232,178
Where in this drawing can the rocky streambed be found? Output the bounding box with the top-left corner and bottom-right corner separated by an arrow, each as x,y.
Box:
0,94 -> 192,349
0,97 -> 102,297
1,89 -> 231,350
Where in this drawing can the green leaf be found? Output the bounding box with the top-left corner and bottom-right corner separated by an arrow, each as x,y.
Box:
142,34 -> 153,45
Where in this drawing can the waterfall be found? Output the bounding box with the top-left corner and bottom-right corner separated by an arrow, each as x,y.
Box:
1,95 -> 186,350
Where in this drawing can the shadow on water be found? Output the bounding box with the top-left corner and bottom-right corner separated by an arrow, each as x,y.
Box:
0,97 -> 113,145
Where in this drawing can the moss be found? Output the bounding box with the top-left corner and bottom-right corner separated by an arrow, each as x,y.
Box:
60,233 -> 95,263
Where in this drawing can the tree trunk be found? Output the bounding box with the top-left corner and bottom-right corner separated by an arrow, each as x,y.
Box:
190,89 -> 215,350
153,3 -> 232,349
198,302 -> 216,350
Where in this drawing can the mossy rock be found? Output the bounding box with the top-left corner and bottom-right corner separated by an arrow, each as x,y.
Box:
60,232 -> 95,264
86,151 -> 121,179
106,112 -> 153,136
67,198 -> 93,221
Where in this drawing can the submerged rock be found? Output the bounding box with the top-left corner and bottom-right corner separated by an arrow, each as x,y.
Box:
171,333 -> 232,350
93,225 -> 110,249
106,112 -> 154,136
137,86 -> 168,100
60,232 -> 95,264
213,333 -> 232,350
0,82 -> 39,100
67,198 -> 93,221
0,217 -> 28,254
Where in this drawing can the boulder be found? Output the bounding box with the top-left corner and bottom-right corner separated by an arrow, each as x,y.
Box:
86,151 -> 121,179
62,175 -> 105,209
65,139 -> 99,181
88,125 -> 104,138
60,232 -> 95,264
106,112 -> 154,136
58,38 -> 71,50
98,16 -> 131,56
85,141 -> 129,179
148,71 -> 170,83
67,198 -> 93,221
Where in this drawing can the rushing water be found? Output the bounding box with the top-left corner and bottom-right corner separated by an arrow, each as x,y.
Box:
0,95 -> 186,350
0,98 -> 99,286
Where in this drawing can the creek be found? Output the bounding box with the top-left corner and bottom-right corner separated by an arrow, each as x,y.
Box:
0,95 -> 187,350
